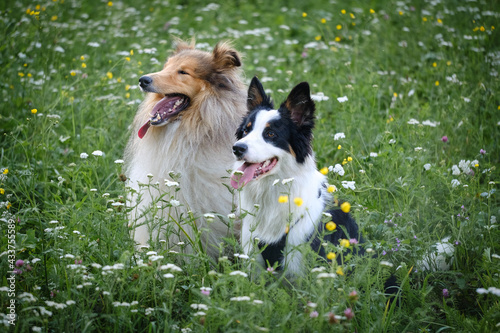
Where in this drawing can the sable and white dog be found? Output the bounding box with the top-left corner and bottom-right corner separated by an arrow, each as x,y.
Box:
124,40 -> 246,257
230,77 -> 362,278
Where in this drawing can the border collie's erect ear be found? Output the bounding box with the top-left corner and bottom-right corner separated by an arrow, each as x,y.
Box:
282,82 -> 315,129
212,41 -> 242,69
247,76 -> 273,112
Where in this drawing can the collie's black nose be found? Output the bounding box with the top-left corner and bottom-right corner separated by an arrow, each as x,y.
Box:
232,142 -> 248,159
139,76 -> 153,89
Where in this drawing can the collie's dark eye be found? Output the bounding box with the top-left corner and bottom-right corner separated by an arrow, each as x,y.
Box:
178,70 -> 189,75
242,129 -> 249,136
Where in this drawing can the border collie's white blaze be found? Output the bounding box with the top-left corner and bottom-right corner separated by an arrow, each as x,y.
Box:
231,77 -> 362,278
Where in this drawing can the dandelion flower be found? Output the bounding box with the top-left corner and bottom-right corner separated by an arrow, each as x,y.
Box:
278,195 -> 288,203
326,221 -> 337,231
327,185 -> 336,193
340,202 -> 351,213
293,197 -> 303,207
327,252 -> 336,260
320,167 -> 328,175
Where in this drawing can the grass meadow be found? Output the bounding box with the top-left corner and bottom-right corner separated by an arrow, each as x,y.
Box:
1,0 -> 499,331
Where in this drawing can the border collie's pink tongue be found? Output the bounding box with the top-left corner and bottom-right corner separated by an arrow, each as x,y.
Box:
231,162 -> 259,189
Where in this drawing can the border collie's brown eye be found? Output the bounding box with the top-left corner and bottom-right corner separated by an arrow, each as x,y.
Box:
266,130 -> 276,138
243,129 -> 248,136
178,70 -> 189,75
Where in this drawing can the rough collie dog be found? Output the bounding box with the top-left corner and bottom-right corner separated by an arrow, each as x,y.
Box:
124,40 -> 246,258
230,77 -> 363,278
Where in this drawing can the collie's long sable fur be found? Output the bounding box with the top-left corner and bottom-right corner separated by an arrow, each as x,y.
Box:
124,40 -> 246,257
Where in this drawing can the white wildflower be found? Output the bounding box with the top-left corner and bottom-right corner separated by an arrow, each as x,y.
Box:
282,178 -> 294,185
229,270 -> 248,277
230,296 -> 251,301
190,304 -> 209,311
370,152 -> 378,157
451,179 -> 460,188
341,181 -> 356,190
170,199 -> 180,207
316,272 -> 337,279
337,96 -> 348,103
423,163 -> 431,171
407,118 -> 420,125
163,273 -> 175,278
334,132 -> 346,140
92,150 -> 103,157
329,164 -> 345,176
380,261 -> 394,267
80,152 -> 89,159
451,165 -> 461,175
114,159 -> 124,164
165,180 -> 179,187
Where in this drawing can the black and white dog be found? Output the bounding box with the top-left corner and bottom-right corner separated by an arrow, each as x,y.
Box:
230,77 -> 363,278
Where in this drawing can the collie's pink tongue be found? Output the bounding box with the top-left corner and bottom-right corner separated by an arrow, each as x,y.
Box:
231,162 -> 259,189
138,121 -> 151,139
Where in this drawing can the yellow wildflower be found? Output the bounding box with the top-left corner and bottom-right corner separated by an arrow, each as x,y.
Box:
106,72 -> 113,79
302,12 -> 307,18
80,55 -> 85,60
70,71 -> 76,76
399,11 -> 403,16
447,61 -> 451,66
81,63 -> 86,68
336,266 -> 344,276
108,1 -> 113,6
51,15 -> 57,21
320,167 -> 328,175
432,62 -> 437,67
278,195 -> 288,204
340,239 -> 350,248
370,9 -> 375,14
130,49 -> 134,56
31,109 -> 37,114
347,157 -> 352,162
350,13 -> 355,19
293,197 -> 303,207
0,188 -> 4,195
27,73 -> 32,78
327,185 -> 336,193
435,81 -> 440,86
125,92 -> 130,99
335,37 -> 341,42
125,84 -> 131,90
337,145 -> 342,150
342,159 -> 347,166
125,57 -> 130,61
340,202 -> 351,213
480,26 -> 485,32
423,17 -> 427,22
285,225 -> 290,234
6,202 -> 11,209
327,252 -> 336,260
393,92 -> 398,98
315,35 -> 321,41
18,72 -> 25,77
321,18 -> 326,24
437,18 -> 442,24
336,24 -> 342,30
341,9 -> 346,14
326,221 -> 337,231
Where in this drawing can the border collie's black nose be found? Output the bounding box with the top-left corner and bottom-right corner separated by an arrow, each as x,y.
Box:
232,143 -> 247,159
139,76 -> 153,89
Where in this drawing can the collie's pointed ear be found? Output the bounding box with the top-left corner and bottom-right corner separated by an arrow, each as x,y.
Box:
173,37 -> 195,53
212,41 -> 241,69
283,82 -> 315,128
247,76 -> 273,111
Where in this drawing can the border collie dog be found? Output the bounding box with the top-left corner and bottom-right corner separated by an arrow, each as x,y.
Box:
230,77 -> 363,278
